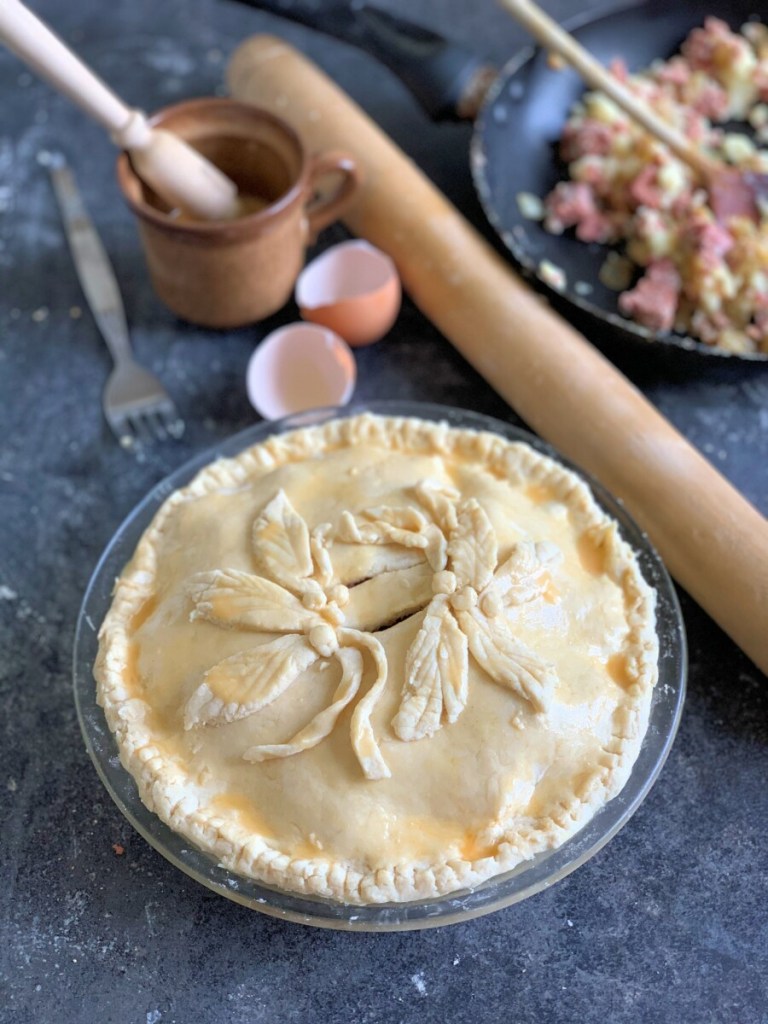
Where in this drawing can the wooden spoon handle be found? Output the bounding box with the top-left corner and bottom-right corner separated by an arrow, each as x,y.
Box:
498,0 -> 716,178
228,35 -> 768,676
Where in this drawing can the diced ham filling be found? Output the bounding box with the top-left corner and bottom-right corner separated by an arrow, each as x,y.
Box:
629,167 -> 664,209
560,119 -> 614,161
682,216 -> 734,268
655,57 -> 690,89
618,260 -> 680,332
681,17 -> 745,77
756,65 -> 768,103
709,170 -> 760,224
688,81 -> 729,120
544,182 -> 616,243
747,307 -> 768,343
538,18 -> 768,353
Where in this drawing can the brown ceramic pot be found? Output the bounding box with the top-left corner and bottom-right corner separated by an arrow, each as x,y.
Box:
116,98 -> 359,328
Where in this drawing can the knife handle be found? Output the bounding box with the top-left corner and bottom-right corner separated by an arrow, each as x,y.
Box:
49,160 -> 134,368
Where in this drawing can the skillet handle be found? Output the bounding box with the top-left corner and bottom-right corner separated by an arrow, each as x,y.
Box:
223,0 -> 497,120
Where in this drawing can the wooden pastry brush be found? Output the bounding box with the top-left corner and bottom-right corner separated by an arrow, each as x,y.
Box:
0,0 -> 240,221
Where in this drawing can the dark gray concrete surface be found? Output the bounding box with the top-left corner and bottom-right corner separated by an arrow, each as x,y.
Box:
1,1 -> 766,1022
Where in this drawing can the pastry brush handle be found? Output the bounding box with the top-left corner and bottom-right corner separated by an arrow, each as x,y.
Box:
0,0 -> 240,219
0,0 -> 137,139
498,0 -> 716,178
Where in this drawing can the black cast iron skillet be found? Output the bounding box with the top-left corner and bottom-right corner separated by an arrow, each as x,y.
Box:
227,0 -> 768,363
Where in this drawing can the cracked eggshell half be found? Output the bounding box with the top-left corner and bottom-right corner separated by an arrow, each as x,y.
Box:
246,322 -> 356,420
296,239 -> 401,347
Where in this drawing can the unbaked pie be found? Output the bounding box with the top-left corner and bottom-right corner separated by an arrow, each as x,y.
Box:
95,414 -> 658,904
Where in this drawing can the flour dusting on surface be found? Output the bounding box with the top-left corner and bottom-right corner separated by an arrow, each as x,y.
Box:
411,973 -> 427,996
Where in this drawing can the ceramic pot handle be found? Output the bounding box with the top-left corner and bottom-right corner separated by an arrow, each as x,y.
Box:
305,151 -> 360,242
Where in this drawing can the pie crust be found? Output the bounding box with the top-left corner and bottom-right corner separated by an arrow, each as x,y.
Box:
95,414 -> 658,904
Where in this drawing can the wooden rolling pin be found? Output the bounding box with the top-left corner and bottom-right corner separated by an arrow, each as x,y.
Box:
228,35 -> 768,676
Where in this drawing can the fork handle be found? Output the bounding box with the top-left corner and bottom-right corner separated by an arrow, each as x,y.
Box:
50,162 -> 135,368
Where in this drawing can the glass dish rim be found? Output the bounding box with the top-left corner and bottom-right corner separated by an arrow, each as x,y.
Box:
73,400 -> 687,931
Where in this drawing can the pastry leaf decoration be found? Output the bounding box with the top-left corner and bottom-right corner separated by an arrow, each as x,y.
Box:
392,595 -> 468,741
456,608 -> 553,714
446,499 -> 497,593
189,569 -> 318,634
491,540 -> 562,608
244,646 -> 362,764
342,481 -> 559,742
251,490 -> 313,592
184,635 -> 319,729
183,482 -> 561,778
184,490 -> 390,780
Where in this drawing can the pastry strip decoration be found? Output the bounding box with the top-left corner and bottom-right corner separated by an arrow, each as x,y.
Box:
184,483 -> 560,778
339,480 -> 561,740
184,490 -> 391,780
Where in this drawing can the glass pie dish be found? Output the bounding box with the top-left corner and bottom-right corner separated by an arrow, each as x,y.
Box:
73,401 -> 687,931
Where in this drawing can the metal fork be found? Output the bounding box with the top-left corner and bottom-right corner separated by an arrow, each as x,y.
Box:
49,159 -> 184,447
